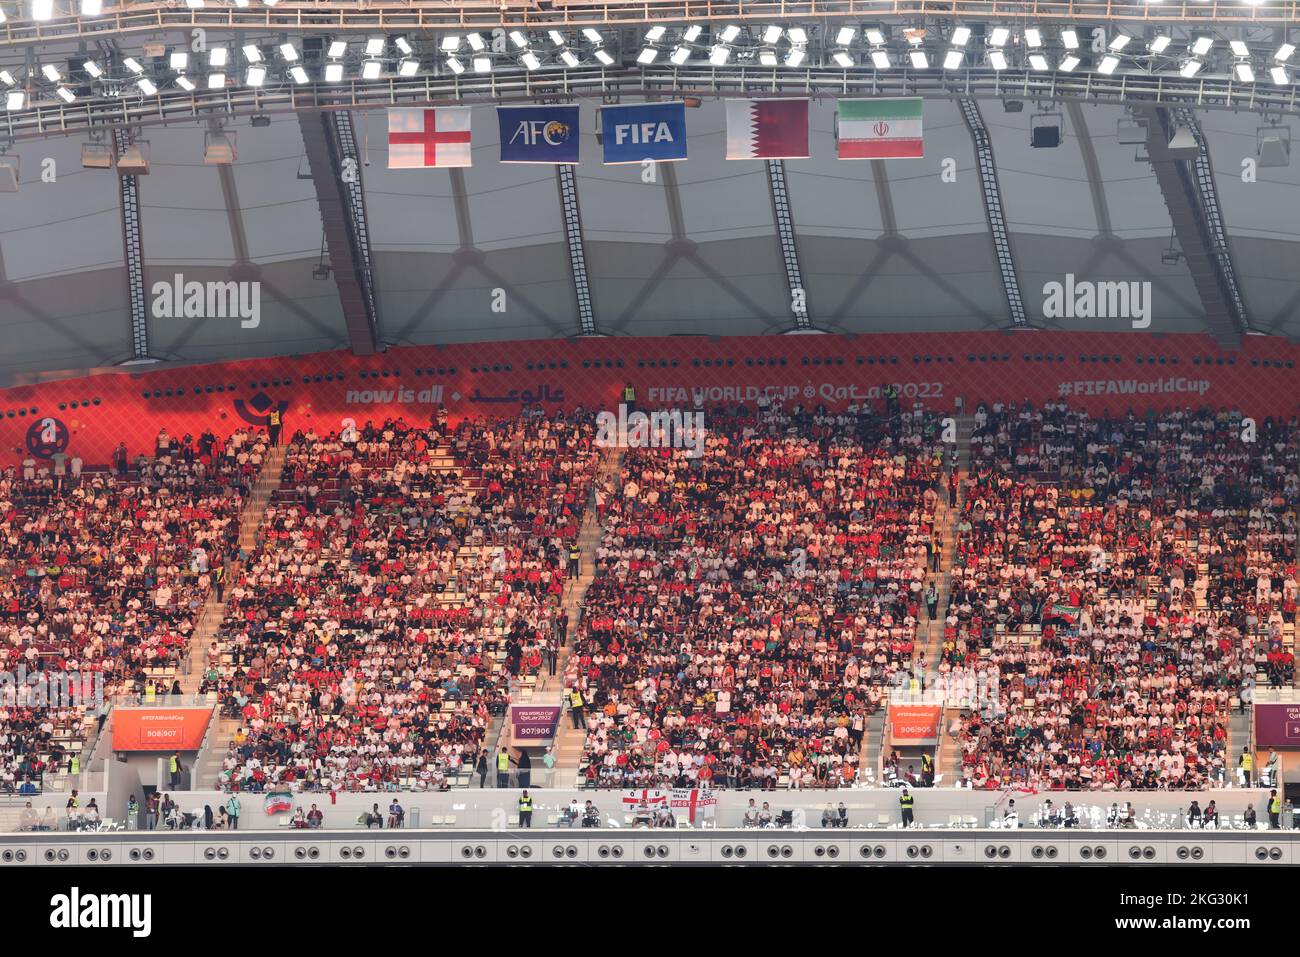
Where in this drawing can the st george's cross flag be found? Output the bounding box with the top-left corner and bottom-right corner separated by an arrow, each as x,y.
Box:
837,98 -> 924,159
724,98 -> 810,160
387,107 -> 472,168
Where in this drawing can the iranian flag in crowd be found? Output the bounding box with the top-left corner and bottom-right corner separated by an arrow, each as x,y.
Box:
837,98 -> 924,159
387,107 -> 473,168
724,98 -> 810,160
264,791 -> 293,815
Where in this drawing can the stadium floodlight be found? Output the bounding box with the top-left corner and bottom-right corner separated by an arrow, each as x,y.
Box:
1109,34 -> 1132,51
865,28 -> 885,45
361,59 -> 382,79
5,90 -> 24,110
709,45 -> 730,65
719,25 -> 741,44
176,75 -> 195,90
989,27 -> 1010,46
910,49 -> 929,68
0,70 -> 15,86
871,49 -> 890,69
560,49 -> 579,67
472,56 -> 490,73
595,49 -> 614,65
328,40 -> 347,58
1236,62 -> 1255,82
763,25 -> 782,44
398,58 -> 419,76
988,49 -> 1007,70
185,0 -> 203,7
440,36 -> 461,52
835,26 -> 856,46
786,27 -> 807,44
170,51 -> 189,71
56,86 -> 75,102
508,31 -> 527,49
759,49 -> 777,66
1061,29 -> 1079,49
136,78 -> 157,95
1024,28 -> 1042,48
41,64 -> 61,82
944,49 -> 963,69
325,61 -> 345,81
208,72 -> 225,88
636,47 -> 656,64
1028,53 -> 1048,71
521,51 -> 540,70
1098,54 -> 1120,74
263,0 -> 279,6
32,0 -> 53,19
1230,40 -> 1249,57
466,33 -> 486,52
1150,35 -> 1172,53
583,27 -> 602,43
366,36 -> 386,56
80,0 -> 101,13
951,26 -> 971,47
289,65 -> 308,84
671,45 -> 691,65
395,36 -> 413,56
832,50 -> 853,67
246,64 -> 266,86
123,57 -> 144,74
785,47 -> 805,67
210,47 -> 229,67
233,0 -> 248,5
280,43 -> 299,62
645,26 -> 667,42
1271,65 -> 1289,84
0,7 -> 5,23
444,57 -> 464,75
1191,37 -> 1213,56
683,25 -> 704,42
243,44 -> 263,62
83,60 -> 103,77
548,30 -> 565,46
1059,54 -> 1080,72
1276,43 -> 1295,61
1181,58 -> 1203,76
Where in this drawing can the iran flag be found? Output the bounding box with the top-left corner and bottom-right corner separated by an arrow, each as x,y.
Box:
837,98 -> 924,159
725,98 -> 809,160
387,107 -> 473,168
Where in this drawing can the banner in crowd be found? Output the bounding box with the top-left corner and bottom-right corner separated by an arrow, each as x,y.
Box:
600,102 -> 688,164
622,789 -> 668,807
724,98 -> 810,159
498,105 -> 580,164
264,791 -> 294,815
889,705 -> 941,744
669,787 -> 717,823
111,708 -> 213,751
387,107 -> 473,168
1255,704 -> 1300,748
508,703 -> 562,745
837,98 -> 924,158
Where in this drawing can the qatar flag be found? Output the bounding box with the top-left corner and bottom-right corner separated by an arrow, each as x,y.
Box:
724,99 -> 809,160
387,107 -> 472,168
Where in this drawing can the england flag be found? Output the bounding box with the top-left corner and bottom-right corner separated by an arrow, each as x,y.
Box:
387,107 -> 473,168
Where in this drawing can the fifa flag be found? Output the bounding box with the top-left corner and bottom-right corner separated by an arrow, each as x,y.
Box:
601,102 -> 687,165
725,99 -> 809,160
837,98 -> 924,159
498,105 -> 580,164
387,107 -> 472,168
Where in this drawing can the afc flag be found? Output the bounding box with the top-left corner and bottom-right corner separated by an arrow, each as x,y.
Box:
498,105 -> 580,164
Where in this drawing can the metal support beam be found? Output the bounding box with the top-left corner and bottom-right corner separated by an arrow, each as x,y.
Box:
297,109 -> 379,356
1142,106 -> 1247,347
766,159 -> 811,330
556,164 -> 596,336
113,127 -> 149,361
957,98 -> 1027,328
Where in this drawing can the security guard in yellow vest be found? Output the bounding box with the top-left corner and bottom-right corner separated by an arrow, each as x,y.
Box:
1268,789 -> 1282,829
169,752 -> 180,788
568,545 -> 581,578
921,752 -> 934,786
518,790 -> 533,828
622,382 -> 636,414
1240,748 -> 1254,788
268,408 -> 282,447
496,747 -> 511,788
569,688 -> 585,730
69,754 -> 80,777
899,787 -> 914,827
